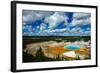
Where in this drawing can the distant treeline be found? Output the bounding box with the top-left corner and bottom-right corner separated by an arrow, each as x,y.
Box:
23,36 -> 90,39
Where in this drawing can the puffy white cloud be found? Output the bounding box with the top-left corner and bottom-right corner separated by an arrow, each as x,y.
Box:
22,14 -> 35,25
40,23 -> 47,31
72,17 -> 90,26
70,27 -> 89,35
71,27 -> 81,34
63,20 -> 69,26
22,10 -> 69,33
22,10 -> 53,25
22,10 -> 91,36
22,25 -> 36,36
44,12 -> 68,29
86,27 -> 90,31
49,28 -> 67,33
36,26 -> 40,29
83,31 -> 90,35
23,25 -> 33,32
71,13 -> 91,26
73,13 -> 91,19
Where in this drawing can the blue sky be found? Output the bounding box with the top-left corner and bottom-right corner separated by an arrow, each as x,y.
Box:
22,10 -> 91,36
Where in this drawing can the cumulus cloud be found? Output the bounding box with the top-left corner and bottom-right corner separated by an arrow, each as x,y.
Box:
22,25 -> 35,36
23,25 -> 33,32
71,27 -> 81,33
67,26 -> 90,36
49,28 -> 67,33
71,13 -> 91,26
73,13 -> 91,19
72,17 -> 90,26
44,12 -> 68,29
84,31 -> 90,35
22,10 -> 53,25
40,23 -> 47,31
22,10 -> 91,36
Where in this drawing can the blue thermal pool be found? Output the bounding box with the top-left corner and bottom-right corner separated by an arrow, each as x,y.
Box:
64,45 -> 80,50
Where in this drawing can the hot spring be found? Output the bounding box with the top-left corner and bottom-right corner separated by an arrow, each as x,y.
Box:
64,45 -> 80,50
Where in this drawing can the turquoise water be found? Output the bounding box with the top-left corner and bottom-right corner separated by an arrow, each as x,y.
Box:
64,45 -> 80,50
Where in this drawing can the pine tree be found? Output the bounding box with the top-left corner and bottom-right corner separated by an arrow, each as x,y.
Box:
35,47 -> 44,61
23,52 -> 34,62
55,55 -> 62,61
76,55 -> 81,60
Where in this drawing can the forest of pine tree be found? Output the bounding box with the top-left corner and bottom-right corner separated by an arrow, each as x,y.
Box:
23,47 -> 64,62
